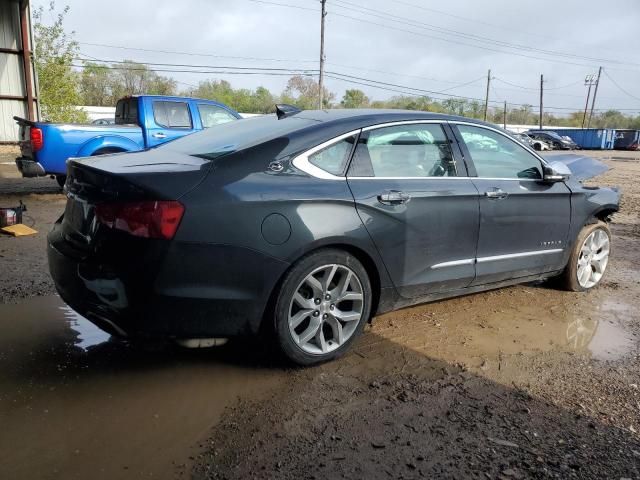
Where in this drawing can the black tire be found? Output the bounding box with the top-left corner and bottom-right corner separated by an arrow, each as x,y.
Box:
274,249 -> 372,366
55,175 -> 66,188
92,148 -> 124,156
558,221 -> 611,292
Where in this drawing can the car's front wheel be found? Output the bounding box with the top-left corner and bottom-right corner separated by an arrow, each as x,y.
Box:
559,221 -> 611,291
274,249 -> 372,365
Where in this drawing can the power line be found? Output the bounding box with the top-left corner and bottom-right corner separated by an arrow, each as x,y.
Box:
385,0 -> 620,58
71,63 -> 318,76
439,76 -> 486,93
242,0 -> 318,11
328,10 -> 621,71
325,71 -> 640,111
77,56 -> 317,73
604,70 -> 640,102
78,41 -> 318,64
329,0 -> 640,68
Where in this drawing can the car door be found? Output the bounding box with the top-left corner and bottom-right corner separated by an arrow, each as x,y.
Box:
146,100 -> 195,148
452,123 -> 571,285
346,121 -> 480,299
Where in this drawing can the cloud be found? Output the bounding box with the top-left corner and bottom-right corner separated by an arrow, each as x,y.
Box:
51,0 -> 640,113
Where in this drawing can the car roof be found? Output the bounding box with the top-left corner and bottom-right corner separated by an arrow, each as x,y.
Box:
285,109 -> 498,131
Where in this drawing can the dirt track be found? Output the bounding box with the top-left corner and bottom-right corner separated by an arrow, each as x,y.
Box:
0,147 -> 639,479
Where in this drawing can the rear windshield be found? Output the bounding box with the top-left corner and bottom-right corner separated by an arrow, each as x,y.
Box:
115,98 -> 138,125
160,114 -> 316,160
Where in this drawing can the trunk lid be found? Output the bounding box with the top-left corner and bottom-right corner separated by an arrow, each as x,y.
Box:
62,149 -> 210,247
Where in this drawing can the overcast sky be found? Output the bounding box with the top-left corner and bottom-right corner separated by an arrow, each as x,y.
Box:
36,0 -> 640,115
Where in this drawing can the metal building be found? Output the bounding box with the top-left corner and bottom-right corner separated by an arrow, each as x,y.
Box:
0,0 -> 38,143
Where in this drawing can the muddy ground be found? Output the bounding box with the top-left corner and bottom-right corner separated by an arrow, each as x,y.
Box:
0,147 -> 639,479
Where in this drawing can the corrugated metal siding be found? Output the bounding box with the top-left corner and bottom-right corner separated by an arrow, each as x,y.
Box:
0,0 -> 28,142
0,1 -> 20,50
0,99 -> 26,140
0,53 -> 26,96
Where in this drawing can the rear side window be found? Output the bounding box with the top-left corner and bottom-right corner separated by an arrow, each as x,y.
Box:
153,101 -> 192,129
198,104 -> 237,128
349,124 -> 456,177
308,136 -> 356,175
457,125 -> 542,179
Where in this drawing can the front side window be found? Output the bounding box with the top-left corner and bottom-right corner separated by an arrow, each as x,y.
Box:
307,135 -> 356,175
349,124 -> 456,177
457,125 -> 542,179
153,101 -> 192,129
197,104 -> 237,128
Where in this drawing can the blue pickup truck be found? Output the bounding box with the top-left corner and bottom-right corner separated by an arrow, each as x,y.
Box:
15,95 -> 241,186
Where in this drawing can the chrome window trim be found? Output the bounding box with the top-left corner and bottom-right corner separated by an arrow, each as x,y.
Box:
292,119 -> 550,181
291,129 -> 361,180
430,248 -> 563,269
450,120 -> 550,168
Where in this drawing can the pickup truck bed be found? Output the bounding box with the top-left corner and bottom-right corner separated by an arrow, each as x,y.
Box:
15,95 -> 241,184
16,120 -> 144,179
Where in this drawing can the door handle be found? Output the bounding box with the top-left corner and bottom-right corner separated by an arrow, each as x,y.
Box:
152,132 -> 167,139
378,190 -> 411,205
484,188 -> 509,200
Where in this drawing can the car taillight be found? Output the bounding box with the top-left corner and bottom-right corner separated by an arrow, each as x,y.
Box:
95,200 -> 184,240
30,127 -> 43,152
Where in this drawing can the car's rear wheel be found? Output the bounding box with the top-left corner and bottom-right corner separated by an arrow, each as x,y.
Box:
559,221 -> 611,291
274,249 -> 372,366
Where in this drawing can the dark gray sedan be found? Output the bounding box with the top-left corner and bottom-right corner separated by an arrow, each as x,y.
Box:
48,108 -> 620,365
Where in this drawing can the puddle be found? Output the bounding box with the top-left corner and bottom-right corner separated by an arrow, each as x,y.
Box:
0,296 -> 286,480
585,299 -> 638,361
370,286 -> 638,367
59,304 -> 111,350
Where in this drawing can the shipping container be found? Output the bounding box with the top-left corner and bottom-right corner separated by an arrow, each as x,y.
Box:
549,128 -> 616,150
613,129 -> 640,150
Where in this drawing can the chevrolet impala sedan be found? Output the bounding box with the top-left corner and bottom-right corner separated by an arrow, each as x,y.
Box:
48,108 -> 620,365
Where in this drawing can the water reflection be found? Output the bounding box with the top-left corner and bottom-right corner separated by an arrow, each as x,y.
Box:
59,304 -> 111,350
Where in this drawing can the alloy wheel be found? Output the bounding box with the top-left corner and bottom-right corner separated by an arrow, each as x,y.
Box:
288,264 -> 364,355
577,228 -> 610,288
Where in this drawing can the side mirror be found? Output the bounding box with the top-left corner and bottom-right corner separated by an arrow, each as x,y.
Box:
543,161 -> 571,182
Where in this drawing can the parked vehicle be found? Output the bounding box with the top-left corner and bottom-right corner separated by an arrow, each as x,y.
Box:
560,135 -> 580,150
512,132 -> 550,151
526,130 -> 575,150
15,95 -> 241,187
91,118 -> 115,125
48,108 -> 619,365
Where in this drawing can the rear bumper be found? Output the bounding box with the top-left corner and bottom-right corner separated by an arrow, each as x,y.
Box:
47,221 -> 289,338
15,157 -> 46,177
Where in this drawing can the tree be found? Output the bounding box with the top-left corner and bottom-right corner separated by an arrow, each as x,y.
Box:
282,75 -> 335,109
79,62 -> 112,106
340,89 -> 369,108
33,2 -> 88,123
110,60 -> 177,98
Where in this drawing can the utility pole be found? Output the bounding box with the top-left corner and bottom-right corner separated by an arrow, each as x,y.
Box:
483,69 -> 491,121
503,101 -> 507,129
587,66 -> 602,129
318,0 -> 327,110
539,74 -> 544,129
582,73 -> 596,129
